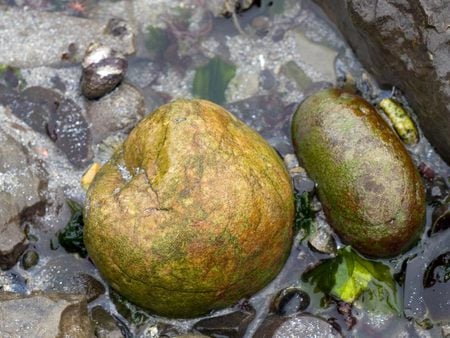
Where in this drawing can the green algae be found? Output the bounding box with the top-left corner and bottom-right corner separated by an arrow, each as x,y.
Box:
192,57 -> 236,105
302,246 -> 401,314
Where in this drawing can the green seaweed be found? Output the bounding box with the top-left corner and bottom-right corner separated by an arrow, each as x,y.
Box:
294,192 -> 315,240
192,56 -> 236,105
58,200 -> 87,258
281,61 -> 312,90
302,246 -> 401,314
145,26 -> 171,61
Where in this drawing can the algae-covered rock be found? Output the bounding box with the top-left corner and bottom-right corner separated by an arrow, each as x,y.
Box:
84,99 -> 294,318
291,89 -> 425,257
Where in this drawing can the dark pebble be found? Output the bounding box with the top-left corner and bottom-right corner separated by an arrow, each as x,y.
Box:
293,173 -> 315,195
426,176 -> 449,203
272,28 -> 285,42
260,69 -> 277,90
431,202 -> 450,235
193,302 -> 255,338
418,162 -> 435,181
270,287 -> 310,315
20,250 -> 39,270
90,306 -> 127,338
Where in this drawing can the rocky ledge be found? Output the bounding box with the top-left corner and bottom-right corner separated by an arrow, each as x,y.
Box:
312,0 -> 450,164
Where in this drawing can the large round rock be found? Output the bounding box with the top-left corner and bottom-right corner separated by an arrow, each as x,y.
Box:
84,99 -> 294,317
292,89 -> 425,257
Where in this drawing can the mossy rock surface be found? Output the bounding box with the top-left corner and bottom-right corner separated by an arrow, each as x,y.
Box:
292,89 -> 425,257
84,99 -> 294,317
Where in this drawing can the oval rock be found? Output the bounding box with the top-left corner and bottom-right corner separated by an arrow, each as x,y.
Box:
291,89 -> 425,257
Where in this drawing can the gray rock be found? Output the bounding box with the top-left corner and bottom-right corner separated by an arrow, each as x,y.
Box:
0,271 -> 27,293
283,154 -> 316,194
125,58 -> 160,89
0,84 -> 93,168
90,306 -> 124,338
254,313 -> 342,338
0,6 -> 136,68
260,69 -> 277,90
140,86 -> 171,114
281,61 -> 313,91
313,0 -> 450,164
65,273 -> 106,303
285,29 -> 338,84
0,209 -> 27,271
91,0 -> 221,41
87,83 -> 145,144
442,323 -> 450,338
0,132 -> 47,270
0,292 -> 94,338
28,256 -> 104,302
308,216 -> 336,255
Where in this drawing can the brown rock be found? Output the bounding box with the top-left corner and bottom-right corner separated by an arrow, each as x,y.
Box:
84,99 -> 294,318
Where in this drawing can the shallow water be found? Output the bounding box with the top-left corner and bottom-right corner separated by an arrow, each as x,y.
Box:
0,0 -> 449,337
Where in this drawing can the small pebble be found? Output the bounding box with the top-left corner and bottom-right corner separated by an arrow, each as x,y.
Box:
260,69 -> 276,90
21,250 -> 39,270
418,162 -> 435,181
270,287 -> 310,315
251,16 -> 270,36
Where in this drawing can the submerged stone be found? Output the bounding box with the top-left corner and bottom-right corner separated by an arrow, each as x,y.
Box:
291,89 -> 425,257
1,86 -> 92,167
20,250 -> 39,270
90,306 -> 125,338
0,6 -> 135,68
87,83 -> 145,144
254,313 -> 342,338
0,131 -> 47,269
193,302 -> 255,337
84,99 -> 294,318
269,287 -> 310,316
